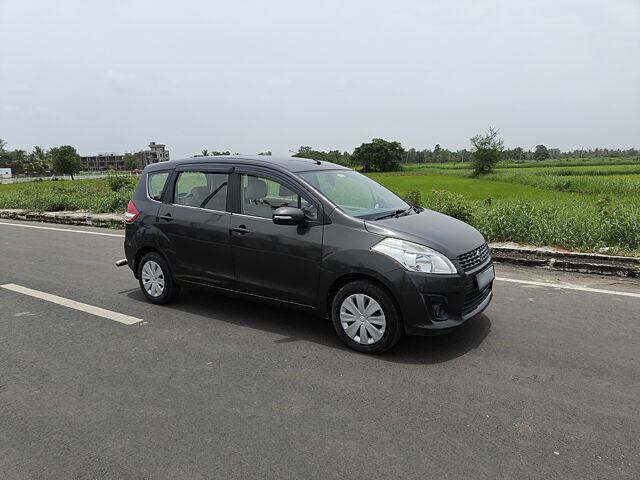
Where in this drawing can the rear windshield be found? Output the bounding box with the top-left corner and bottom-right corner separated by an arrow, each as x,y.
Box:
147,171 -> 170,201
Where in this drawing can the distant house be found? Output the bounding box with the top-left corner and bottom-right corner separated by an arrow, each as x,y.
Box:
80,142 -> 170,171
135,142 -> 170,167
0,168 -> 12,178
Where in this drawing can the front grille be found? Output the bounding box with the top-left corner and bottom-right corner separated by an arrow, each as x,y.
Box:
462,284 -> 491,318
457,243 -> 491,272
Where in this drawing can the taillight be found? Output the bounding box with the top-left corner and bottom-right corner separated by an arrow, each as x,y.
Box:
124,200 -> 140,223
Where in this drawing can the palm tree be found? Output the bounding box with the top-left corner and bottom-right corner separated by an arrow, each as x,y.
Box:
32,145 -> 47,160
29,146 -> 51,174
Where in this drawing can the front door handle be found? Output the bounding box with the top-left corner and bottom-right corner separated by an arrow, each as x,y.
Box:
232,225 -> 250,234
159,213 -> 174,221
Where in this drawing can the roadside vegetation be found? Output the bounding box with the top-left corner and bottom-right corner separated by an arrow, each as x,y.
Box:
0,173 -> 135,214
384,186 -> 640,253
369,156 -> 640,253
2,135 -> 639,253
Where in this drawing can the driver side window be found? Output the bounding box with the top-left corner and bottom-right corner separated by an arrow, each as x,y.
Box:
240,174 -> 318,220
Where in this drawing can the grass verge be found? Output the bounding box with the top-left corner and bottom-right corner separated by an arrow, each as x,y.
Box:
0,178 -> 135,214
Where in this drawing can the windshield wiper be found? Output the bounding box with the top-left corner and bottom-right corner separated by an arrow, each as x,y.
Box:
374,207 -> 413,221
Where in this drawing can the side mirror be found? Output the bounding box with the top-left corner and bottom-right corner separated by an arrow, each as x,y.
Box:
272,206 -> 305,225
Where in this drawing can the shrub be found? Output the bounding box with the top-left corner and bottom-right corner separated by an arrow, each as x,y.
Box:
93,189 -> 132,213
106,171 -> 135,192
473,199 -> 640,252
404,190 -> 423,207
426,190 -> 474,223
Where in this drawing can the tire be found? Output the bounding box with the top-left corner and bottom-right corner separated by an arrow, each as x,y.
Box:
137,252 -> 180,304
331,280 -> 403,354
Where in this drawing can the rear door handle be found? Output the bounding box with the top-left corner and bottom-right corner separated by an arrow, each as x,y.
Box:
159,213 -> 174,221
232,225 -> 250,234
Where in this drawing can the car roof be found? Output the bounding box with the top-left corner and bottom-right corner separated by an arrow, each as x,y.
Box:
145,155 -> 350,174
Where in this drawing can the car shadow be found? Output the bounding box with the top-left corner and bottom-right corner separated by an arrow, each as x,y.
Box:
126,287 -> 491,365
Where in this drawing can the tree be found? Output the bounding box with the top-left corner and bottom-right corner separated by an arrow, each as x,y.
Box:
258,151 -> 272,156
456,149 -> 470,162
292,146 -> 351,165
351,138 -> 404,172
512,147 -> 524,162
50,145 -> 81,180
124,153 -> 140,171
26,146 -> 50,174
470,127 -> 504,175
194,149 -> 230,157
534,144 -> 550,161
433,144 -> 442,163
548,148 -> 561,159
2,149 -> 27,174
293,146 -> 322,160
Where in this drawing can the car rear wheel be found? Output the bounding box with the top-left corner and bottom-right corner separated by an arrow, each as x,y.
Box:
331,280 -> 403,354
138,252 -> 179,304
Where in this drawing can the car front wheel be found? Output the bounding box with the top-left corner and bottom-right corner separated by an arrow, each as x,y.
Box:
331,280 -> 403,354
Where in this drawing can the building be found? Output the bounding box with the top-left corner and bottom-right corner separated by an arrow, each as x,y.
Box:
135,142 -> 170,167
80,153 -> 125,171
80,142 -> 170,171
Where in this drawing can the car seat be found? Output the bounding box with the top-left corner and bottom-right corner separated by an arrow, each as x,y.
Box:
243,177 -> 272,218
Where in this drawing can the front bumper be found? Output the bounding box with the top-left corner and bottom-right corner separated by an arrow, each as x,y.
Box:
392,262 -> 494,336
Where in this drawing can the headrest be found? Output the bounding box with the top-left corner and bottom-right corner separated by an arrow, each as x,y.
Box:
279,184 -> 296,197
245,177 -> 268,200
190,186 -> 210,203
191,186 -> 209,196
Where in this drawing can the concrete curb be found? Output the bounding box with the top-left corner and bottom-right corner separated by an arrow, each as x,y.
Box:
0,209 -> 123,229
489,244 -> 640,277
1,208 -> 638,277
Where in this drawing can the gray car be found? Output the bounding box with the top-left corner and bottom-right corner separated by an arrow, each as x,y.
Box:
122,155 -> 494,353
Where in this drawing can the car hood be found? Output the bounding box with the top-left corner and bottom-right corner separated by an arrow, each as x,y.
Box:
364,209 -> 485,258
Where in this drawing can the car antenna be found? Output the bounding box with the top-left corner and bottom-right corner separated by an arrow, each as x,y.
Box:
288,150 -> 321,165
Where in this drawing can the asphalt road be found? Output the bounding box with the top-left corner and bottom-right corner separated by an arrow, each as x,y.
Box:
1,219 -> 638,479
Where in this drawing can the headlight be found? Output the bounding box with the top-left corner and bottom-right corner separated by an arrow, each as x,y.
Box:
371,238 -> 457,274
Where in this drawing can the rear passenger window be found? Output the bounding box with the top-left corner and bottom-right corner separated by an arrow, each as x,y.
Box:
174,171 -> 229,211
147,171 -> 170,201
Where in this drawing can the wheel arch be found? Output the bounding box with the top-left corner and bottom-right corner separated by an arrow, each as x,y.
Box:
325,272 -> 403,323
133,246 -> 168,279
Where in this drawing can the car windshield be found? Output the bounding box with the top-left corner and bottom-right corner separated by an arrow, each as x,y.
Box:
298,169 -> 410,219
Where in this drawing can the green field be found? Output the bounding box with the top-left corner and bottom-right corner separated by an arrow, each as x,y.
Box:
365,157 -> 640,253
367,172 -> 580,202
395,158 -> 640,198
1,158 -> 639,253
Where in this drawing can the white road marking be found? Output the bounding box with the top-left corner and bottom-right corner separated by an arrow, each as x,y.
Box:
495,276 -> 640,299
0,221 -> 124,237
1,220 -> 639,300
0,284 -> 142,325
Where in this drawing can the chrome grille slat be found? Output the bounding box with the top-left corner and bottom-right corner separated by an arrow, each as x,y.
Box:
457,243 -> 490,272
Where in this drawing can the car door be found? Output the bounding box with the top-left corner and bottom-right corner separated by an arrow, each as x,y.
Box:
156,165 -> 234,288
229,168 -> 323,306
